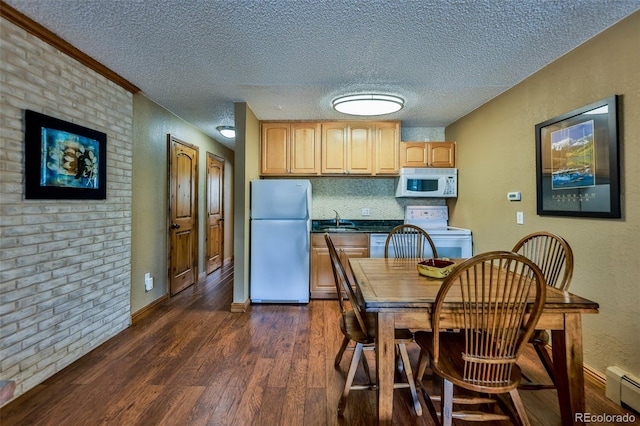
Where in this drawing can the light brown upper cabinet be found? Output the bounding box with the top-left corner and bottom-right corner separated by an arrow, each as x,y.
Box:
261,120 -> 400,176
400,141 -> 456,168
321,121 -> 399,175
321,122 -> 349,174
261,122 -> 321,175
375,121 -> 401,174
321,122 -> 372,175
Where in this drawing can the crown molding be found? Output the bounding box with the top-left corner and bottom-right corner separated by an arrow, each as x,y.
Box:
1,1 -> 140,93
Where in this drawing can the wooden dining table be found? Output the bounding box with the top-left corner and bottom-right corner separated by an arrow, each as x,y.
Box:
348,257 -> 599,425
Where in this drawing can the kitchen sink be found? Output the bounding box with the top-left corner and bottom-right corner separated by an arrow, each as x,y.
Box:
318,226 -> 360,232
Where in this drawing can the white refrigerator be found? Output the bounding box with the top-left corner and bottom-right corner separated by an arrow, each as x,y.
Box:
250,179 -> 311,303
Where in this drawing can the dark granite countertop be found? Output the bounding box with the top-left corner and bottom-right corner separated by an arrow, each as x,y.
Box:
311,219 -> 403,234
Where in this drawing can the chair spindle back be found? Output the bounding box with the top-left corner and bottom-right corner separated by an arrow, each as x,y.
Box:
324,233 -> 369,338
432,251 -> 547,387
385,224 -> 438,259
512,231 -> 573,291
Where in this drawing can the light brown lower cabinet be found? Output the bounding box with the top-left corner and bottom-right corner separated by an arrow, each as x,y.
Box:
310,233 -> 369,299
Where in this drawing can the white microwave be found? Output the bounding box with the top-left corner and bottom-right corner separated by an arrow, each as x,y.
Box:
395,168 -> 458,198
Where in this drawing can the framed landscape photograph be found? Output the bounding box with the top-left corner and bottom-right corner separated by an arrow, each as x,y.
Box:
535,95 -> 620,218
25,110 -> 107,200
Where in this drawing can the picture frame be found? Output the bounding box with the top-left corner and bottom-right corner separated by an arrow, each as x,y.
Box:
535,95 -> 620,218
25,110 -> 107,200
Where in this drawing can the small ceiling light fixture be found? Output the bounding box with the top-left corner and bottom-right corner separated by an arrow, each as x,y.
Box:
332,93 -> 405,116
216,126 -> 236,138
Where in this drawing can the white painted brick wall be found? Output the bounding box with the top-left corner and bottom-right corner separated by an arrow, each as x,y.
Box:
1,18 -> 133,402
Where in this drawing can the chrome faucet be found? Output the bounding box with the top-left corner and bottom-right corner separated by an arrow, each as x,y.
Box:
333,210 -> 341,227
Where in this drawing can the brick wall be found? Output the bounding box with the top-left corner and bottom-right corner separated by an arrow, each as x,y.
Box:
0,18 -> 133,401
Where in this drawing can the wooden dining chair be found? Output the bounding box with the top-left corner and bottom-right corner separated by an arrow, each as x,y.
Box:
385,224 -> 438,259
324,234 -> 422,417
512,231 -> 574,390
414,251 -> 547,426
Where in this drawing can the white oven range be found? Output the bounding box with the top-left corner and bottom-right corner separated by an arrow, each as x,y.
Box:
369,206 -> 472,259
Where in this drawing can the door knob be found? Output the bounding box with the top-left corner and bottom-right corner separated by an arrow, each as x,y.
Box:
171,223 -> 181,229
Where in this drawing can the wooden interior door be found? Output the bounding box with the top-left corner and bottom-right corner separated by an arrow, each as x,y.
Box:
206,153 -> 224,274
168,135 -> 198,296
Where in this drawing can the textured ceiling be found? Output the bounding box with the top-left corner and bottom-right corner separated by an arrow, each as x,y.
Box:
5,0 -> 639,149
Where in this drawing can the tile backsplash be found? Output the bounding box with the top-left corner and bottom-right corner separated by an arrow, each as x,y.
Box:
401,127 -> 445,142
310,177 -> 444,220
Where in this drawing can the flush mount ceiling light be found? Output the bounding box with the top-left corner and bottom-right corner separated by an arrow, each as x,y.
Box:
216,126 -> 236,138
332,94 -> 405,116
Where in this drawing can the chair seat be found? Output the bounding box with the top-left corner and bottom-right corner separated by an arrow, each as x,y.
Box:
394,328 -> 415,343
341,311 -> 414,344
530,329 -> 549,345
340,311 -> 376,344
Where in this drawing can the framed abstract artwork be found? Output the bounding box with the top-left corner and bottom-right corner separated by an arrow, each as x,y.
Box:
25,110 -> 107,200
535,95 -> 620,218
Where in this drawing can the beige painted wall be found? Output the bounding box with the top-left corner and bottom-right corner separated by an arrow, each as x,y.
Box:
232,103 -> 261,307
446,12 -> 640,377
131,94 -> 235,314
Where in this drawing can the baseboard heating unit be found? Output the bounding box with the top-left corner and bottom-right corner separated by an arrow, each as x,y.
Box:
606,366 -> 640,413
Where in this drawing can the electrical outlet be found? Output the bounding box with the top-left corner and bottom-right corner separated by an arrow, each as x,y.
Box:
516,211 -> 524,225
361,208 -> 370,216
144,272 -> 153,291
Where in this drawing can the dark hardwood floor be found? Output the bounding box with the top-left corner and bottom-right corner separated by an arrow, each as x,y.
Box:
2,263 -> 637,425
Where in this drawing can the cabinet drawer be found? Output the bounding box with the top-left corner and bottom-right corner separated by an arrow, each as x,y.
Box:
311,232 -> 368,247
